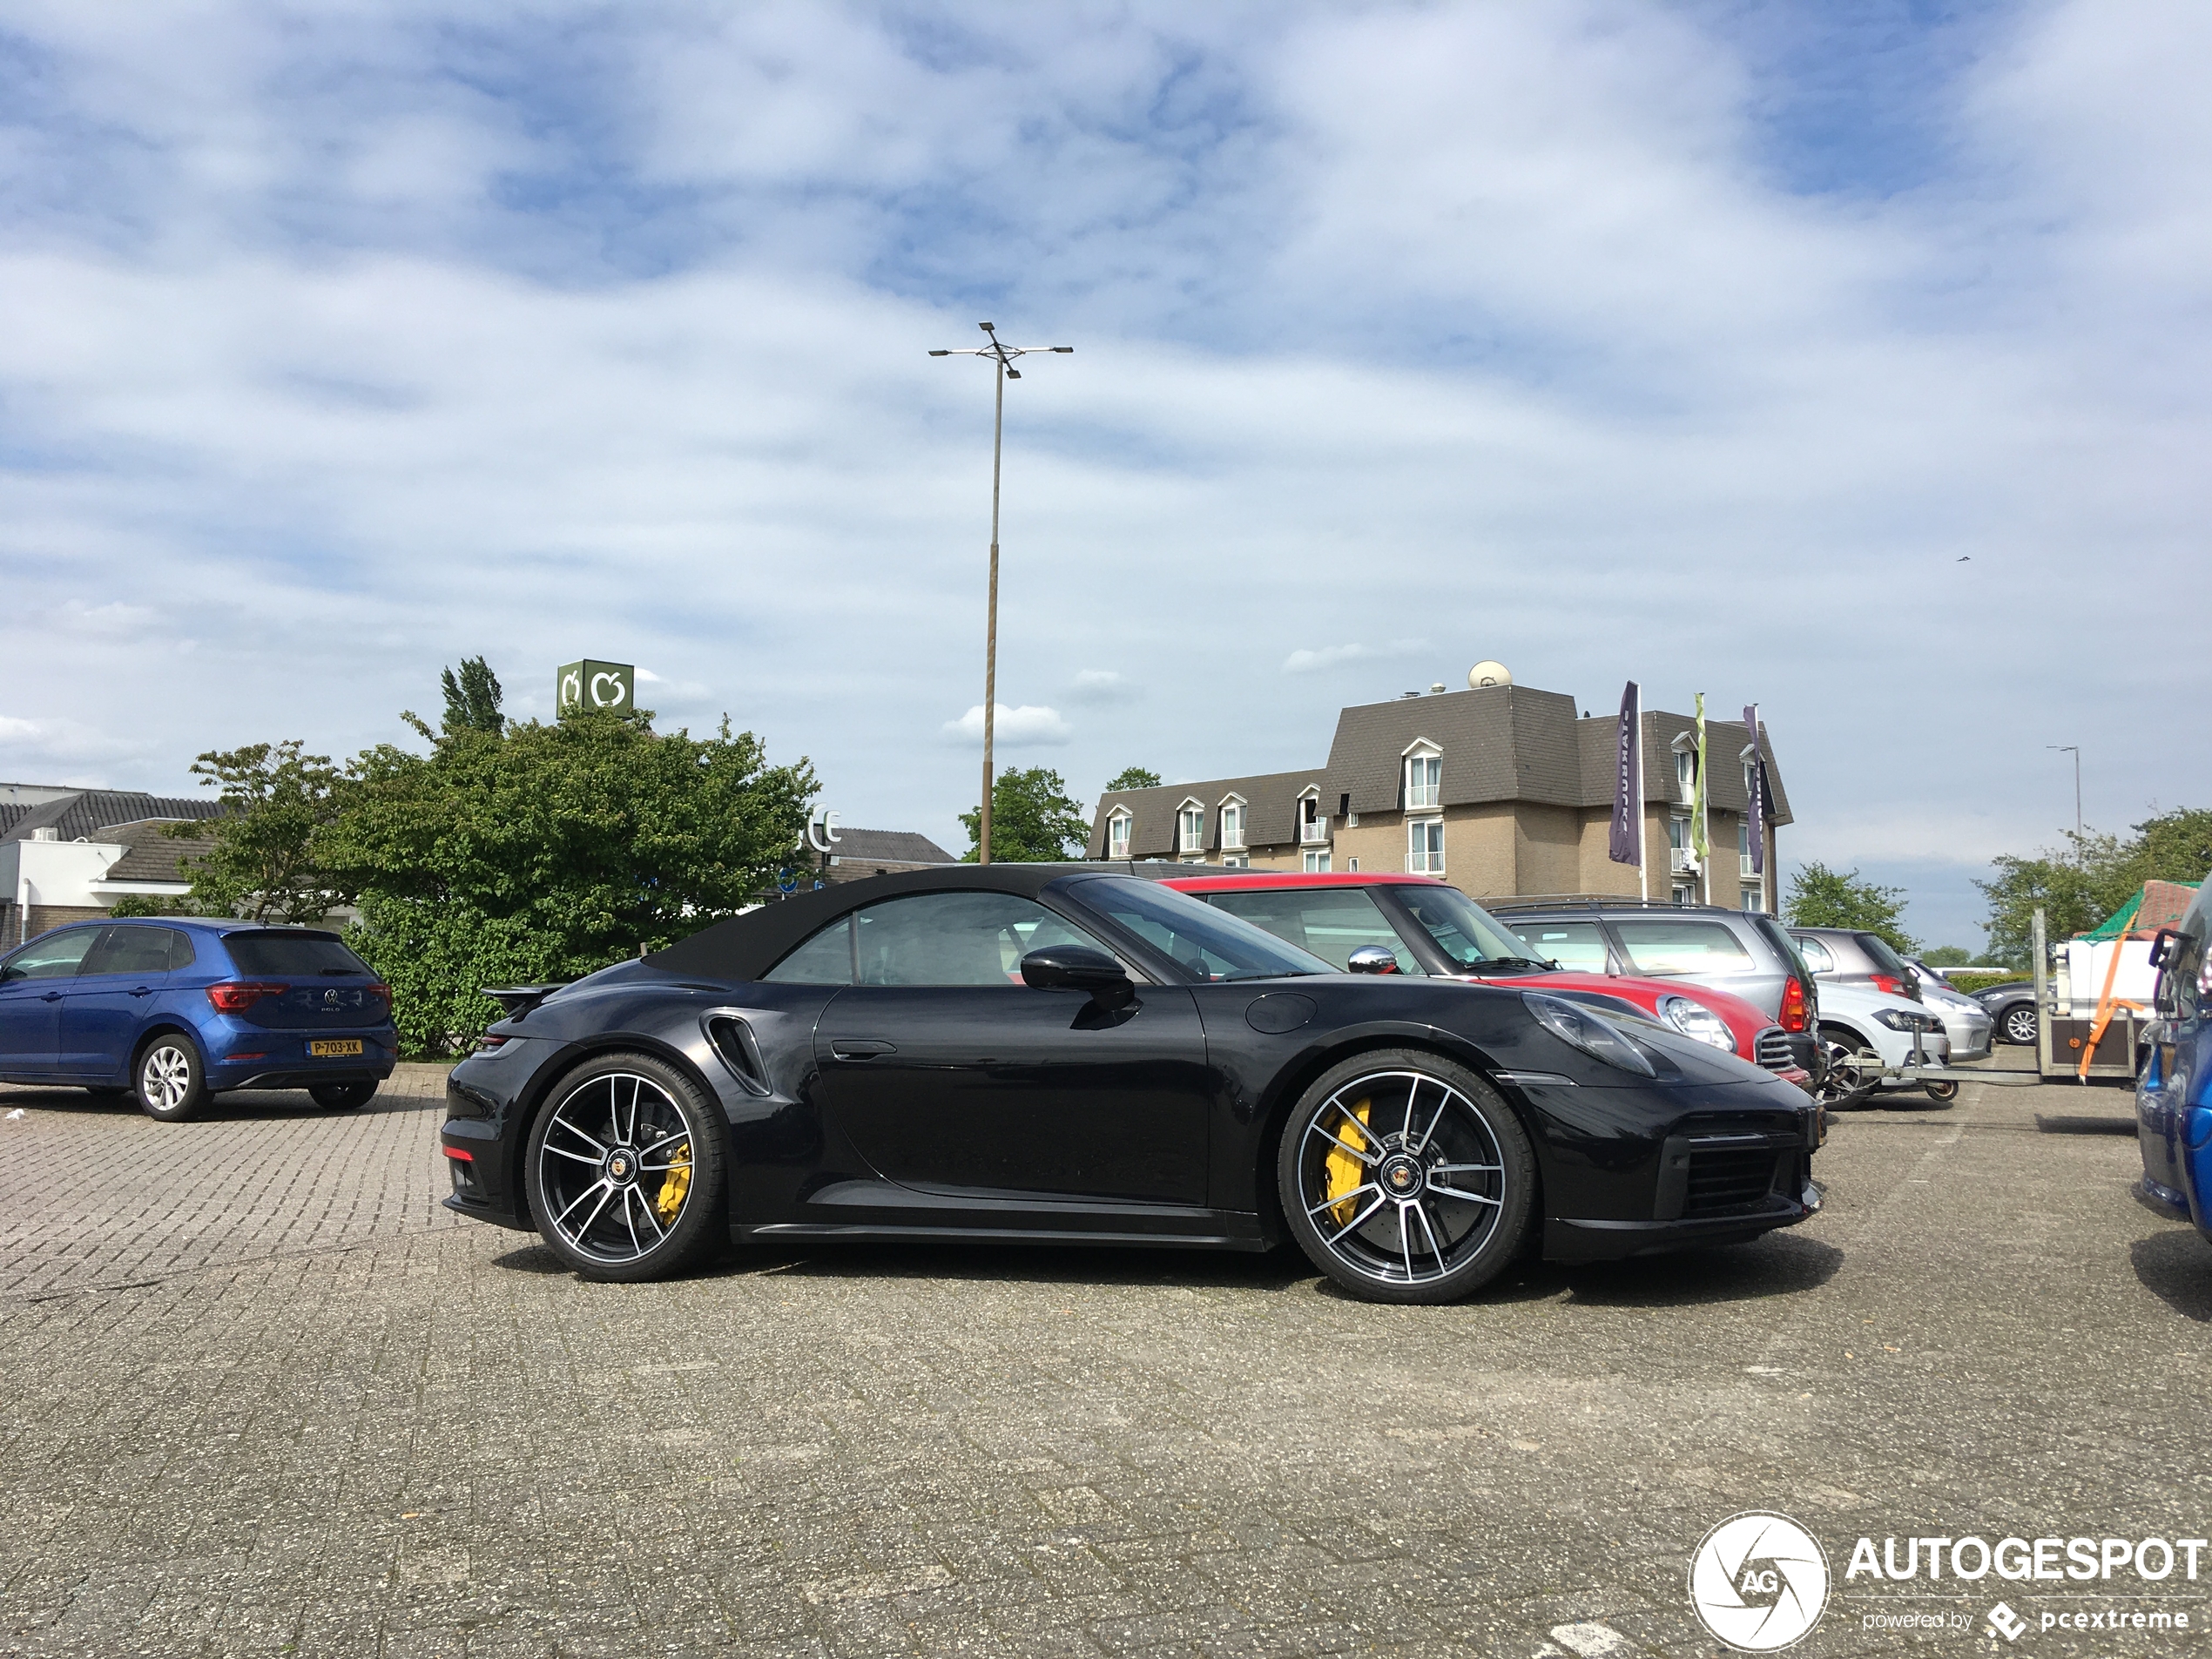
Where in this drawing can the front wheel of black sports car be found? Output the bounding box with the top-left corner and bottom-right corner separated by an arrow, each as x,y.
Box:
1278,1050 -> 1535,1305
525,1053 -> 727,1282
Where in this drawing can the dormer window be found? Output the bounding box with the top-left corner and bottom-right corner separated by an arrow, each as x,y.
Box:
1177,800 -> 1205,854
1402,740 -> 1441,809
1298,788 -> 1327,844
1107,808 -> 1132,859
1672,732 -> 1698,801
1219,795 -> 1246,851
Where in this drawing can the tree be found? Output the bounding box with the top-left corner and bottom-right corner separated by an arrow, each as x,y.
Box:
326,705 -> 816,1055
960,767 -> 1090,862
1976,807 -> 2212,967
439,655 -> 505,734
170,739 -> 351,924
1103,766 -> 1161,792
1784,861 -> 1916,954
1920,946 -> 1973,968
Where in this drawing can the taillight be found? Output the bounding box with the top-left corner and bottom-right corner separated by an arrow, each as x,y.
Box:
1870,974 -> 1910,998
475,1032 -> 509,1052
1779,976 -> 1808,1033
367,983 -> 393,1011
206,981 -> 287,1014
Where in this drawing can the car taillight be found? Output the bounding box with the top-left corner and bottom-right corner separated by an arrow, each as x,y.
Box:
1870,974 -> 1912,998
206,981 -> 287,1013
475,1032 -> 509,1052
367,983 -> 393,1010
1779,976 -> 1808,1033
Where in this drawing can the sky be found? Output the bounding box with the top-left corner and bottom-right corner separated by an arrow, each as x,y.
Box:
3,0 -> 2208,953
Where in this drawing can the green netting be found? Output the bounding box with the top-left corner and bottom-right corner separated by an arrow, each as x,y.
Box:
2078,880 -> 2202,941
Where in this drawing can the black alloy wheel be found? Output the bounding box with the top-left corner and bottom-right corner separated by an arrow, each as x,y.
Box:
311,1082 -> 379,1110
1812,1029 -> 1878,1110
525,1052 -> 728,1282
135,1035 -> 208,1123
2000,1004 -> 2038,1047
1278,1049 -> 1534,1305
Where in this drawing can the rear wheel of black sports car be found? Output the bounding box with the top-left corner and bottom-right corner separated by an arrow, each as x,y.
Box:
1278,1049 -> 1534,1305
526,1052 -> 727,1282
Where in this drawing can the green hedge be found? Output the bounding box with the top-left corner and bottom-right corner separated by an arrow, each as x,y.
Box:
1941,971 -> 2021,995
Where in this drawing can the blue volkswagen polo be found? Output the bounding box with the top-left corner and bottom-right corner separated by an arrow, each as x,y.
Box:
2135,885 -> 2212,1237
0,918 -> 395,1121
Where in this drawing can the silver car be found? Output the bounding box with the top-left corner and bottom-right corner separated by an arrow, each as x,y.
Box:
1906,958 -> 1993,1062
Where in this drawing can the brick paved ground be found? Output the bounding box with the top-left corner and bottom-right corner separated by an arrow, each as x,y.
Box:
2,1057 -> 2209,1657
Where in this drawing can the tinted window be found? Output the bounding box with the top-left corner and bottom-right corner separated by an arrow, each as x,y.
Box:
1076,877 -> 1330,981
1391,886 -> 1534,970
82,925 -> 179,976
221,931 -> 372,975
1506,920 -> 1609,973
1854,933 -> 1912,979
0,927 -> 99,982
764,916 -> 854,984
1204,887 -> 1426,976
1613,919 -> 1756,976
851,892 -> 1109,987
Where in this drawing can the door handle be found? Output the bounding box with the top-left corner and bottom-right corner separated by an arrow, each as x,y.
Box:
831,1040 -> 897,1059
39,992 -> 63,1002
129,986 -> 156,998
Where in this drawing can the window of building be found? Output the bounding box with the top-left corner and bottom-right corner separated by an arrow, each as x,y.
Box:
1669,814 -> 1689,849
1738,819 -> 1754,876
1222,854 -> 1249,868
1670,883 -> 1693,904
1403,745 -> 1441,809
1347,856 -> 1360,872
1672,734 -> 1698,803
1107,809 -> 1131,859
1302,849 -> 1332,873
1298,791 -> 1326,844
1219,798 -> 1245,851
1407,818 -> 1445,873
1177,802 -> 1205,853
1741,886 -> 1764,913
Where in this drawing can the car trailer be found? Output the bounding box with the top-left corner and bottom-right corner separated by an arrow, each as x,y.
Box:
2031,907 -> 2148,1084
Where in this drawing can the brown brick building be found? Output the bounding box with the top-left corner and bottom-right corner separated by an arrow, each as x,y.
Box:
1085,677 -> 1793,909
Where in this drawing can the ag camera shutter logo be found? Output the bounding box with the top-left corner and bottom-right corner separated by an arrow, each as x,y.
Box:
1689,1512 -> 1831,1651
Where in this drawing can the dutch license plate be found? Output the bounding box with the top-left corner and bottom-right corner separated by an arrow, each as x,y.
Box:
308,1040 -> 364,1058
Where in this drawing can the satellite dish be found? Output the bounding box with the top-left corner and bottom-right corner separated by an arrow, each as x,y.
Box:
1468,660 -> 1513,689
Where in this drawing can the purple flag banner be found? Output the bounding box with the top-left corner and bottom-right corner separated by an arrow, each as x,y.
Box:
1608,682 -> 1641,864
1743,702 -> 1764,876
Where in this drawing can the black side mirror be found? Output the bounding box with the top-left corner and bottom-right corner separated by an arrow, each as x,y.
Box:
1346,945 -> 1399,974
1021,945 -> 1136,1010
2150,927 -> 2182,969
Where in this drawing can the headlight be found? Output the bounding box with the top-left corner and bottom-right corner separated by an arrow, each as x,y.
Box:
1524,993 -> 1656,1077
1657,994 -> 1737,1051
1873,1008 -> 1939,1032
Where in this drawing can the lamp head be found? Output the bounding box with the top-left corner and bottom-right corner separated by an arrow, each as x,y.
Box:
979,320 -> 996,333
927,349 -> 950,356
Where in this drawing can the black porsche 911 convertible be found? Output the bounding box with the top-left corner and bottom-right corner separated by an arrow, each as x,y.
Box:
440,866 -> 1822,1304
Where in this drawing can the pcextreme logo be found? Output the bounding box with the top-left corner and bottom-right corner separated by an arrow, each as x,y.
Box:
1689,1512 -> 1831,1652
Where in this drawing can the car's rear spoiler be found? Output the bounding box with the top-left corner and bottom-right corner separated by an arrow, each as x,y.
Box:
482,985 -> 566,1020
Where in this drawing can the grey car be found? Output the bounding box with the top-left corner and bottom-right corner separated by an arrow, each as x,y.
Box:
1488,901 -> 1822,1076
1787,927 -> 1924,1003
1905,957 -> 1994,1062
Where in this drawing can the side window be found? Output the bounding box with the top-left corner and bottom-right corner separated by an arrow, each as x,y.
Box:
2159,928 -> 2204,1021
1204,888 -> 1426,976
1792,934 -> 1837,974
851,892 -> 1109,987
0,927 -> 100,983
1507,921 -> 1609,973
763,916 -> 854,984
82,925 -> 179,977
165,927 -> 197,971
1613,920 -> 1757,977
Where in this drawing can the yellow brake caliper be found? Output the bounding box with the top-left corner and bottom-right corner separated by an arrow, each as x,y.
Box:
1324,1099 -> 1372,1226
654,1142 -> 691,1225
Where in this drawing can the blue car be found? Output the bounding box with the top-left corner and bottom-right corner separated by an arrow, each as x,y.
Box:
2134,886 -> 2212,1237
0,918 -> 395,1121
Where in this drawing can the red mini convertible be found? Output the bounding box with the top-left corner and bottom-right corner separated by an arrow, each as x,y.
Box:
1163,872 -> 1811,1088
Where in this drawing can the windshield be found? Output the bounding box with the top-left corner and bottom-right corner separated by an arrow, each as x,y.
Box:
1391,884 -> 1548,970
1072,877 -> 1332,981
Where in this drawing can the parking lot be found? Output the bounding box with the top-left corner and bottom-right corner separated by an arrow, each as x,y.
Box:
2,1057 -> 2208,1658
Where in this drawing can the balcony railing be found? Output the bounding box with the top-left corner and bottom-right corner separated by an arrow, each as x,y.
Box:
1300,819 -> 1329,845
1669,847 -> 1698,876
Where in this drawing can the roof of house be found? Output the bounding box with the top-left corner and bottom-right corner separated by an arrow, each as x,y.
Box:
826,827 -> 956,866
91,819 -> 223,886
0,790 -> 226,844
1086,769 -> 1329,859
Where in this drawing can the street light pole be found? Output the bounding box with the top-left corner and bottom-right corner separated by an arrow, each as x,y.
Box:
2048,745 -> 2081,833
928,322 -> 1072,864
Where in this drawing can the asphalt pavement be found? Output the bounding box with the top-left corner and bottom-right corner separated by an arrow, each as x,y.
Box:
1,1052 -> 2207,1657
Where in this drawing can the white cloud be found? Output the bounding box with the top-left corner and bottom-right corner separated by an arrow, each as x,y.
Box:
1066,669 -> 1132,703
1281,640 -> 1430,676
941,705 -> 1073,747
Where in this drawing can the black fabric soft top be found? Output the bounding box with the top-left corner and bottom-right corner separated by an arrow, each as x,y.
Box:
643,862 -> 1170,985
